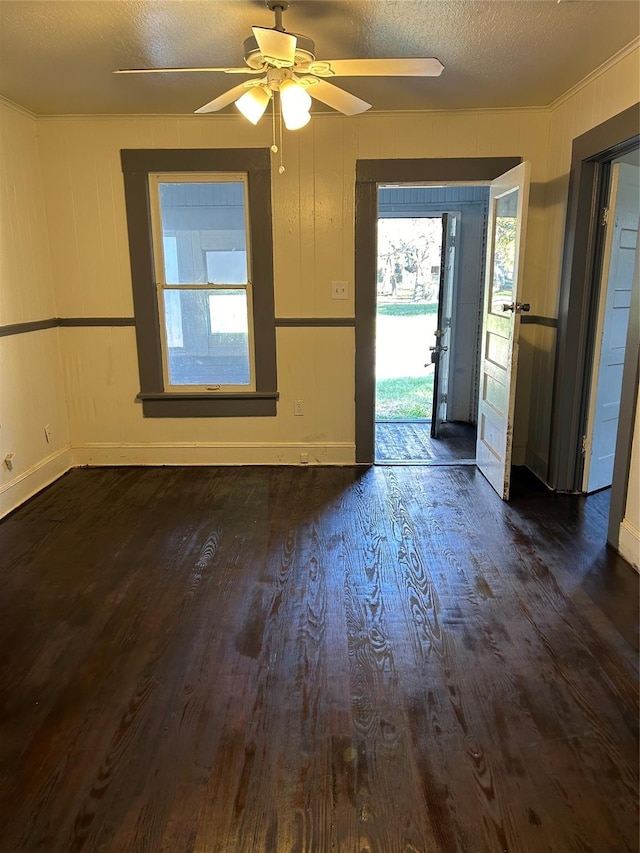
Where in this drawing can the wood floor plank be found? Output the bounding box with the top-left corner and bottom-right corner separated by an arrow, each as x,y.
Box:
0,465 -> 637,852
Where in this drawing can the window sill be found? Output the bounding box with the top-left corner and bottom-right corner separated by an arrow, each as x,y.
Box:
136,391 -> 279,418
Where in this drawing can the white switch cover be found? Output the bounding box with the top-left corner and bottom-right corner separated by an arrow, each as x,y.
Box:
331,281 -> 348,300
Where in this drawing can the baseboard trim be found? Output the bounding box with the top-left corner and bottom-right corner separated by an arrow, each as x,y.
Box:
70,442 -> 355,467
0,447 -> 73,519
618,518 -> 640,572
525,447 -> 549,486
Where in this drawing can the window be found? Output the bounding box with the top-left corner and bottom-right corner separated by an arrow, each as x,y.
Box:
150,174 -> 254,390
121,149 -> 277,417
490,188 -> 519,314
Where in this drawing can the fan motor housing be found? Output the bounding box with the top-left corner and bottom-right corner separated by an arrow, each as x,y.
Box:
243,33 -> 316,69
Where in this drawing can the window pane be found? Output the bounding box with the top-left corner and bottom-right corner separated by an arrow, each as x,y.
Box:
158,182 -> 248,284
205,250 -> 247,284
163,289 -> 251,386
491,189 -> 519,314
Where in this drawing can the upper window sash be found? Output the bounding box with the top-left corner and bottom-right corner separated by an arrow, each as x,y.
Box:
148,172 -> 252,289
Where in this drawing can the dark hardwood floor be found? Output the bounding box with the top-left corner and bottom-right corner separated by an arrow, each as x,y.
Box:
375,421 -> 477,463
0,465 -> 637,853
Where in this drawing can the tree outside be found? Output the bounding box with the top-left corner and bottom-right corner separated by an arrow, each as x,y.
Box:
375,217 -> 442,420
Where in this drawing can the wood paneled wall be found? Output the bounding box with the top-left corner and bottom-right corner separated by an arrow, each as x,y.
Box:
33,107 -> 550,467
0,41 -> 638,517
0,101 -> 71,517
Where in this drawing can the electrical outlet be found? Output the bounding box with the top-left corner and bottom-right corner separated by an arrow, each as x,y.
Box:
294,399 -> 304,417
300,452 -> 309,464
44,424 -> 52,444
331,280 -> 348,300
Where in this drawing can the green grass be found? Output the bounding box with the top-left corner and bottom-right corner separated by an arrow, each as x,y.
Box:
375,375 -> 434,420
377,302 -> 438,318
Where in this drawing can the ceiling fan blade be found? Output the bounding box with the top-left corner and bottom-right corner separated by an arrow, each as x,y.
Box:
114,66 -> 261,75
252,26 -> 296,67
194,82 -> 254,114
304,79 -> 371,116
313,57 -> 444,77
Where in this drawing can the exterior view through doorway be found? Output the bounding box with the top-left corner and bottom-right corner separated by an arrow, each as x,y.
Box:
373,185 -> 488,464
375,216 -> 441,422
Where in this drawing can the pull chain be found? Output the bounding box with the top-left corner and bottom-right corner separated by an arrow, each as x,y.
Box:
269,92 -> 285,174
278,95 -> 285,174
271,92 -> 277,154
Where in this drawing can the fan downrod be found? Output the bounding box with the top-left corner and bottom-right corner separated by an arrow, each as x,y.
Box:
266,1 -> 289,32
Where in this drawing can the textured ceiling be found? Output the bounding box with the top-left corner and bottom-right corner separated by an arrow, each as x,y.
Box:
0,0 -> 638,116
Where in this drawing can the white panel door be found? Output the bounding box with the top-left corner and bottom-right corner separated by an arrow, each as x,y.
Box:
583,162 -> 640,493
476,162 -> 530,500
431,213 -> 458,438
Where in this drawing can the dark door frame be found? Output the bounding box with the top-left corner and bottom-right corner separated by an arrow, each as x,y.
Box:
354,157 -> 521,464
548,104 -> 640,499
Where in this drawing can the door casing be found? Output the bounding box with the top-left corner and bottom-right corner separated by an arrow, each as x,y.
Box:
548,104 -> 639,504
355,157 -> 521,464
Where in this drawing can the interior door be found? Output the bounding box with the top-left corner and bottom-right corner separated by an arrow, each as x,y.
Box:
431,213 -> 458,438
476,162 -> 531,499
583,162 -> 640,493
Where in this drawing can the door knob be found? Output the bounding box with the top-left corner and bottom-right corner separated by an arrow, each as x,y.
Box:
502,302 -> 530,313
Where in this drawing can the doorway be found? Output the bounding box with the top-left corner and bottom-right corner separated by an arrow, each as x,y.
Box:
355,157 -> 522,465
549,102 -> 639,550
371,183 -> 490,464
583,153 -> 639,494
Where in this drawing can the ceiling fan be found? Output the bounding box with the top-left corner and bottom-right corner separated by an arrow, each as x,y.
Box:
115,1 -> 444,129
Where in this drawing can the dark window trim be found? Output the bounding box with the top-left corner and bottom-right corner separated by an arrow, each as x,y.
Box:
121,148 -> 278,418
138,391 -> 278,418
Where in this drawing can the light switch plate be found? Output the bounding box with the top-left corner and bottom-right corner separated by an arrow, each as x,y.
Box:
331,281 -> 348,300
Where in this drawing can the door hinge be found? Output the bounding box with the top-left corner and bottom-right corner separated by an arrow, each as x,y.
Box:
581,434 -> 588,454
602,206 -> 610,227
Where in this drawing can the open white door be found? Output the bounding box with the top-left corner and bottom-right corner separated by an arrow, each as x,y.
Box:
431,213 -> 458,438
583,162 -> 640,493
476,162 -> 530,499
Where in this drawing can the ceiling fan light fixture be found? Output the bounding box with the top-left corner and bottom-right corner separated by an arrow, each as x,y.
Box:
235,86 -> 271,124
282,106 -> 311,130
279,78 -> 311,130
117,3 -> 445,129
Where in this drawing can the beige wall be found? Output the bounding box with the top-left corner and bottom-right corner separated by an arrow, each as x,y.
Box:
0,100 -> 71,516
35,107 -> 550,467
1,42 -> 638,519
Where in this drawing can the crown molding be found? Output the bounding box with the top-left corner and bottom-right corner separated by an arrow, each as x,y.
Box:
0,95 -> 37,120
549,37 -> 640,112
